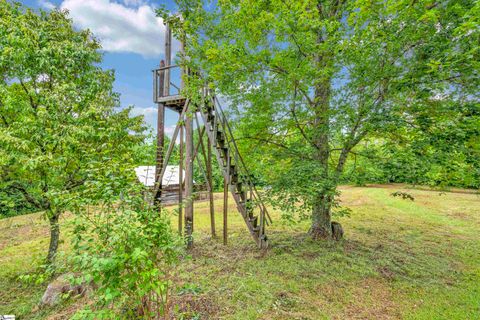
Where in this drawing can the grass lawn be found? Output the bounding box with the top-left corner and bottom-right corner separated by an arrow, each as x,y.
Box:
0,185 -> 479,319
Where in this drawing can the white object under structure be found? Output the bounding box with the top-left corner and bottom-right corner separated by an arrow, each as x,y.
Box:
134,165 -> 185,187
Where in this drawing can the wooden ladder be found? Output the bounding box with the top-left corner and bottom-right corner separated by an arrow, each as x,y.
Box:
199,92 -> 272,248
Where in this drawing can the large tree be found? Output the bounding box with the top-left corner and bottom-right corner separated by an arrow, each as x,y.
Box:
0,1 -> 144,263
164,0 -> 479,239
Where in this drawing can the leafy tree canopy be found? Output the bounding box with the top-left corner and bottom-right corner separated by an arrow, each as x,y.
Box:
162,0 -> 479,237
0,1 -> 145,262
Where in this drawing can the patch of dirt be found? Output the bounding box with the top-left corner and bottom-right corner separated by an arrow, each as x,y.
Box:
168,293 -> 219,319
362,183 -> 480,195
345,198 -> 373,207
377,266 -> 395,280
448,211 -> 476,222
300,251 -> 319,260
338,278 -> 401,320
183,238 -> 261,276
0,214 -> 49,250
359,183 -> 399,189
44,296 -> 91,320
189,240 -> 257,261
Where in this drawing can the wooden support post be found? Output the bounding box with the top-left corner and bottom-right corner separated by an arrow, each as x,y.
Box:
152,99 -> 189,197
207,134 -> 216,238
223,154 -> 229,245
192,126 -> 205,162
178,124 -> 184,235
180,28 -> 186,90
154,60 -> 166,209
176,23 -> 193,248
158,60 -> 165,98
194,113 -> 216,238
184,113 -> 194,248
223,173 -> 228,245
192,123 -> 216,239
164,24 -> 171,96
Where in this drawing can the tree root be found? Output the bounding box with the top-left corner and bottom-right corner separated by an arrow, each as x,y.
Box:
309,221 -> 344,241
331,221 -> 344,240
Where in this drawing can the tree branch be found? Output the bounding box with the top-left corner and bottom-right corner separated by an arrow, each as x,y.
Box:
290,86 -> 317,149
19,79 -> 38,111
10,182 -> 48,210
237,135 -> 314,160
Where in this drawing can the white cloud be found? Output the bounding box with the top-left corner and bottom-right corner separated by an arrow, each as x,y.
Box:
131,106 -> 157,116
60,0 -> 165,57
130,107 -> 175,139
164,125 -> 176,137
131,106 -> 157,128
121,0 -> 148,6
38,0 -> 55,10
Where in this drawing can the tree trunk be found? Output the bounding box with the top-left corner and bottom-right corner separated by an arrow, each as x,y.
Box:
47,211 -> 60,264
310,193 -> 333,239
310,73 -> 334,239
309,6 -> 339,240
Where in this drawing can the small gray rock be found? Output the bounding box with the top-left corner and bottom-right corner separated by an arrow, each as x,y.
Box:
40,273 -> 88,307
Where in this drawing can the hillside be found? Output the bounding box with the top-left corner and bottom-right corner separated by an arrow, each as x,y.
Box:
1,185 -> 479,319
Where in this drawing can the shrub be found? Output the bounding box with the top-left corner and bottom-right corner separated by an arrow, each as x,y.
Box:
70,202 -> 183,319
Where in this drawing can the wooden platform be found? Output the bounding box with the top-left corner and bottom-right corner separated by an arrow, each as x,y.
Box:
155,95 -> 187,113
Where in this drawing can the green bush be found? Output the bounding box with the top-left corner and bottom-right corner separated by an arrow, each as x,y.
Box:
70,203 -> 183,319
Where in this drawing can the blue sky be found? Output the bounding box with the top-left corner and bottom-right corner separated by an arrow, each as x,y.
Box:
20,0 -> 181,136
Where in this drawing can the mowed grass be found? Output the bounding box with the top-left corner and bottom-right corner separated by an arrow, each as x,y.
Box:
0,185 -> 479,319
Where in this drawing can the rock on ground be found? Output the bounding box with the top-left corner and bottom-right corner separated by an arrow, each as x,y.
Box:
40,273 -> 88,307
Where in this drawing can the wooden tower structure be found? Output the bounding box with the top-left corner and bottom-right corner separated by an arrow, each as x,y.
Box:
152,22 -> 271,249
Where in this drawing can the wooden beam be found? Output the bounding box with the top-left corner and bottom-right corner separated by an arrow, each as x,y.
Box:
192,125 -> 205,162
180,27 -> 186,90
154,111 -> 165,207
191,117 -> 213,199
164,24 -> 171,96
207,135 -> 216,238
178,124 -> 184,235
153,63 -> 166,208
223,173 -> 228,245
193,120 -> 213,194
184,112 -> 194,248
194,113 -> 215,237
158,60 -> 165,98
152,99 -> 190,197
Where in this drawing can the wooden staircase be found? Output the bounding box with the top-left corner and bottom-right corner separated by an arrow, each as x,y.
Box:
199,92 -> 272,248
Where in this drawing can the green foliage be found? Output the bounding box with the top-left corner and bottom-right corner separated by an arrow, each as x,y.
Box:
17,263 -> 56,286
344,126 -> 480,190
0,187 -> 36,218
166,0 -> 479,233
133,134 -> 181,166
178,283 -> 202,295
70,200 -> 183,319
391,191 -> 415,201
0,1 -> 145,260
65,152 -> 183,319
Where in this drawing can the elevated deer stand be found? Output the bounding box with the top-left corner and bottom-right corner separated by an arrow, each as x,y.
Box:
152,22 -> 271,249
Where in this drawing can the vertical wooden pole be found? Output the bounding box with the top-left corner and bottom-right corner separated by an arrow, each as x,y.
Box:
180,24 -> 193,248
207,135 -> 216,238
158,60 -> 165,98
178,124 -> 184,235
154,60 -> 165,209
184,113 -> 194,248
180,29 -> 186,90
193,112 -> 215,239
223,155 -> 229,245
164,24 -> 171,96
